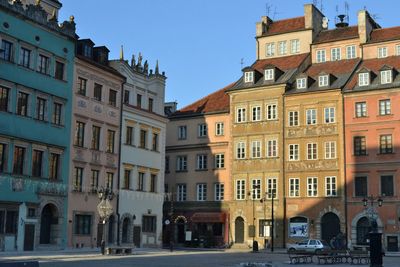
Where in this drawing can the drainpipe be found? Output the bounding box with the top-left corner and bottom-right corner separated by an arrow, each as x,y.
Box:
342,92 -> 348,248
282,88 -> 287,249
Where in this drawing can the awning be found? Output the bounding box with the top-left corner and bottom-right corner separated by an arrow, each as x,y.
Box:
191,212 -> 226,223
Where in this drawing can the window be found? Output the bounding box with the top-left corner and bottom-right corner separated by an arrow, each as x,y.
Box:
13,146 -> 25,175
318,75 -> 329,87
267,104 -> 277,120
137,172 -> 144,191
236,107 -> 246,123
215,153 -> 224,169
91,170 -> 99,190
136,94 -> 142,108
38,54 -> 49,74
150,174 -> 156,192
215,183 -> 224,201
106,172 -> 114,190
177,184 -> 187,201
178,126 -> 187,140
307,143 -> 317,160
381,70 -> 392,84
378,47 -> 388,58
380,135 -> 393,154
93,83 -> 102,101
0,144 -> 6,172
266,42 -> 275,57
176,156 -> 187,171
197,154 -> 207,170
77,77 -> 87,96
288,111 -> 299,126
215,122 -> 224,136
252,106 -> 261,121
325,176 -> 337,196
290,39 -> 300,54
0,40 -> 13,61
236,180 -> 246,200
278,41 -> 287,55
236,142 -> 246,159
165,156 -> 170,173
73,167 -> 83,192
289,178 -> 300,197
379,99 -> 391,115
0,87 -> 9,112
244,72 -> 253,83
20,47 -> 31,68
397,45 -> 400,56
32,150 -> 43,177
74,214 -> 91,235
126,126 -> 133,145
316,50 -> 326,63
380,175 -> 394,196
36,97 -> 46,121
331,47 -> 341,61
356,217 -> 371,245
267,139 -> 278,158
107,130 -> 115,153
123,90 -> 130,104
251,141 -> 261,158
83,44 -> 92,57
17,92 -> 29,116
139,129 -> 147,149
142,216 -> 156,233
265,69 -> 274,81
355,176 -> 367,197
296,78 -> 307,89
251,179 -> 261,200
355,102 -> 367,117
109,89 -> 117,107
91,126 -> 100,150
289,144 -> 299,161
75,121 -> 85,147
324,107 -> 335,123
306,109 -> 317,125
325,141 -> 336,159
354,136 -> 366,156
198,123 -> 207,137
152,133 -> 158,151
4,210 -> 18,234
346,45 -> 356,59
307,177 -> 317,197
266,178 -> 277,198
358,73 -> 370,86
52,102 -> 62,125
55,61 -> 65,80
49,153 -> 59,180
197,184 -> 207,201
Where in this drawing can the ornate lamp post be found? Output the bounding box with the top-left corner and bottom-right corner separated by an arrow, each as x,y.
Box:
164,192 -> 174,252
248,184 -> 260,252
97,187 -> 114,255
260,192 -> 275,252
362,195 -> 383,267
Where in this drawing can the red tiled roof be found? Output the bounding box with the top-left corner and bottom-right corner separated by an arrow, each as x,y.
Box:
314,26 -> 359,44
370,26 -> 400,43
252,53 -> 309,72
346,56 -> 400,89
264,17 -> 305,36
172,83 -> 235,116
306,59 -> 360,77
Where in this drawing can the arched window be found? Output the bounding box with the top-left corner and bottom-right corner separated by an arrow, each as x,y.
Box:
289,216 -> 308,237
356,217 -> 371,245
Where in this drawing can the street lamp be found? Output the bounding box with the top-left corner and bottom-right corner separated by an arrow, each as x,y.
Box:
97,186 -> 114,255
248,184 -> 260,252
362,195 -> 383,267
165,192 -> 174,252
260,192 -> 275,252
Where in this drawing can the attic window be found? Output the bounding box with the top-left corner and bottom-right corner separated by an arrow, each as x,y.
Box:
83,44 -> 92,58
378,47 -> 388,58
244,72 -> 254,83
358,73 -> 370,87
296,78 -> 307,89
265,69 -> 274,81
318,75 -> 329,87
381,70 -> 392,84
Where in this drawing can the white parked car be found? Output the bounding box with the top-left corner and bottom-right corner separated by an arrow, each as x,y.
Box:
287,239 -> 331,253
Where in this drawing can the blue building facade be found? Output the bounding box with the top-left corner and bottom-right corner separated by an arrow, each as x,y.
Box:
0,0 -> 75,251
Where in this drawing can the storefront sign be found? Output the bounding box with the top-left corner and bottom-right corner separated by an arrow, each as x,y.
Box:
289,222 -> 308,237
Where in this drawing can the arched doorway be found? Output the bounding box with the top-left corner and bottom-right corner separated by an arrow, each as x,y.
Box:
176,217 -> 186,243
235,217 -> 244,243
122,217 -> 130,243
40,204 -> 58,244
321,212 -> 340,243
356,217 -> 370,245
108,215 -> 115,244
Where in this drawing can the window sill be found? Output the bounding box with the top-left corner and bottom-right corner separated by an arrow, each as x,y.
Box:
353,116 -> 369,119
377,114 -> 393,117
51,123 -> 64,128
36,70 -> 51,77
213,168 -> 226,170
124,143 -> 135,147
353,154 -> 368,156
197,136 -> 208,139
177,138 -> 187,141
195,169 -> 208,172
76,92 -> 88,98
377,152 -> 395,155
176,170 -> 188,173
55,78 -> 67,83
74,145 -> 87,149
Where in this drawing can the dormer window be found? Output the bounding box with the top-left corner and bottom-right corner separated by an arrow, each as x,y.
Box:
318,75 -> 329,87
244,72 -> 254,83
381,70 -> 392,84
83,44 -> 92,58
296,78 -> 307,89
358,72 -> 370,87
265,69 -> 274,81
378,47 -> 388,58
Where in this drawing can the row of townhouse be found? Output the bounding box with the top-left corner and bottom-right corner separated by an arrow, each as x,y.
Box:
0,0 -> 167,251
164,4 -> 400,252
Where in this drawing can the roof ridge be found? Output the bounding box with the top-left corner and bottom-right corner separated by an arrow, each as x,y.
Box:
372,25 -> 400,31
272,16 -> 304,23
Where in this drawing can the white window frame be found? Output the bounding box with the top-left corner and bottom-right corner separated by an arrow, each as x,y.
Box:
396,44 -> 400,56
331,47 -> 341,61
196,154 -> 207,170
318,75 -> 329,87
346,45 -> 356,59
236,141 -> 246,159
381,70 -> 392,84
198,123 -> 207,137
176,156 -> 187,171
306,109 -> 317,125
266,178 -> 277,198
264,69 -> 274,81
252,106 -> 261,121
214,183 -> 224,201
278,41 -> 287,55
316,49 -> 326,63
244,72 -> 254,83
325,176 -> 337,196
288,111 -> 299,126
307,143 -> 317,160
290,39 -> 300,54
251,179 -> 261,200
289,178 -> 300,197
236,179 -> 246,200
289,144 -> 299,161
325,141 -> 336,159
296,78 -> 307,89
358,73 -> 370,86
379,99 -> 391,115
215,153 -> 225,169
378,47 -> 388,58
307,177 -> 318,197
178,126 -> 187,140
236,107 -> 246,123
266,42 -> 275,57
215,122 -> 224,136
267,104 -> 277,120
177,184 -> 187,201
267,139 -> 278,158
324,107 -> 335,123
251,140 -> 261,158
196,183 -> 207,201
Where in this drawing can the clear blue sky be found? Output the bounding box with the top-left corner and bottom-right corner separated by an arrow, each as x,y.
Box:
59,0 -> 397,109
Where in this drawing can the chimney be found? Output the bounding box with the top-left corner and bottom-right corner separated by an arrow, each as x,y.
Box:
256,16 -> 273,37
358,10 -> 380,44
304,4 -> 324,38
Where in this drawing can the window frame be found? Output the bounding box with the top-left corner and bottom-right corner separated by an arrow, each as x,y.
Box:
358,73 -> 370,87
288,111 -> 299,126
252,106 -> 261,121
316,49 -> 326,63
379,99 -> 391,115
307,177 -> 318,197
215,122 -> 224,136
235,179 -> 246,200
306,109 -> 317,125
331,47 -> 341,61
325,176 -> 337,197
289,144 -> 299,161
380,70 -> 392,84
264,69 -> 274,81
289,178 -> 300,197
296,78 -> 307,89
324,107 -> 335,123
244,72 -> 254,83
266,103 -> 277,120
